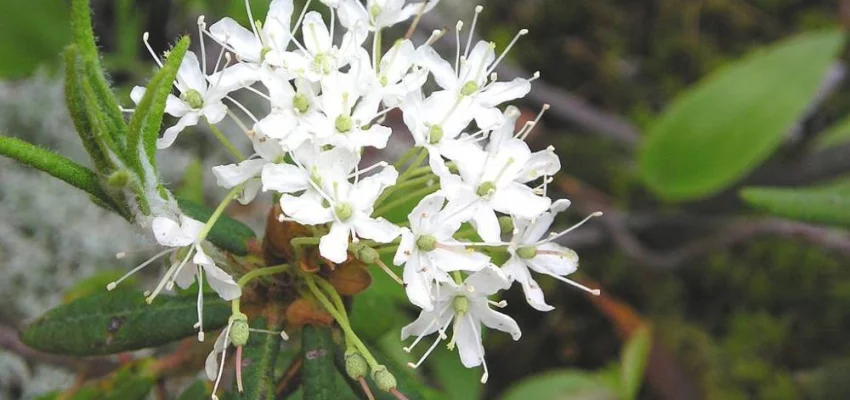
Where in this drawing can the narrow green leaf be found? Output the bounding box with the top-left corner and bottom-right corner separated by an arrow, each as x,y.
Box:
0,0 -> 69,78
127,36 -> 190,177
500,370 -> 619,400
0,135 -> 112,205
620,325 -> 652,400
177,197 -> 257,256
21,290 -> 229,356
741,178 -> 850,227
70,0 -> 127,147
430,346 -> 482,400
815,113 -> 850,149
639,29 -> 845,201
64,46 -> 112,173
303,325 -> 339,399
231,318 -> 283,399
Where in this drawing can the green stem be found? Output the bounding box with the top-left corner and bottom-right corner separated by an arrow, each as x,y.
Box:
374,173 -> 438,208
238,263 -> 290,287
376,245 -> 399,255
292,236 -> 321,260
207,122 -> 246,161
232,298 -> 241,314
392,146 -> 419,170
398,147 -> 428,183
304,275 -> 380,369
198,184 -> 243,241
373,183 -> 439,217
314,276 -> 350,324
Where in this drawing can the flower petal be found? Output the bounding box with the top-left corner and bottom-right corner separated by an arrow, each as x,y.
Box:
470,206 -> 501,243
212,159 -> 268,189
477,78 -> 532,108
152,217 -> 194,247
464,264 -> 510,296
393,228 -> 416,266
427,246 -> 489,273
302,12 -> 331,55
319,222 -> 351,263
502,256 -> 553,312
337,0 -> 369,30
415,45 -> 458,91
130,86 -> 146,105
353,216 -> 400,243
402,254 -> 435,310
203,264 -> 242,300
527,243 -> 579,277
454,315 -> 484,368
490,183 -> 550,220
349,166 -> 398,210
400,304 -> 452,340
472,301 -> 522,339
165,94 -> 192,117
280,192 -> 335,225
516,148 -> 561,183
176,51 -> 206,94
158,112 -> 200,149
261,163 -> 310,193
209,17 -> 262,62
408,192 -> 446,232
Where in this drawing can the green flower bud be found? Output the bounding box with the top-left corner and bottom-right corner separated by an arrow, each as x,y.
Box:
107,170 -> 130,188
476,181 -> 496,198
293,93 -> 310,113
335,202 -> 353,221
428,125 -> 444,144
460,81 -> 479,96
516,246 -> 537,260
452,296 -> 469,315
345,348 -> 368,379
371,365 -> 397,392
335,114 -> 353,133
498,216 -> 514,234
416,235 -> 437,252
229,313 -> 250,347
180,89 -> 204,109
355,245 -> 380,264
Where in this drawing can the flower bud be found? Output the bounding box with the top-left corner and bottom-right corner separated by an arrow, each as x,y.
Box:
371,365 -> 397,392
354,245 -> 380,264
344,348 -> 368,379
229,313 -> 250,347
107,170 -> 130,188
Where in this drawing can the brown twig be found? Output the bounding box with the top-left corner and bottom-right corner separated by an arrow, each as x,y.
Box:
275,356 -> 303,398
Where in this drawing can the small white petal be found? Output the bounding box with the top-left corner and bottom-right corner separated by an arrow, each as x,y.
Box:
319,222 -> 351,263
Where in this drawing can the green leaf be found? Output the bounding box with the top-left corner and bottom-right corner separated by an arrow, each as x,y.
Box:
63,269 -> 137,304
349,291 -> 398,342
303,325 -> 339,399
0,135 -> 113,206
177,197 -> 257,255
0,0 -> 69,78
177,159 -> 206,205
639,29 -> 845,201
815,113 -> 850,149
620,325 -> 652,400
740,178 -> 850,227
70,0 -> 127,148
430,346 -> 482,400
177,381 -> 210,400
64,46 -> 113,173
501,370 -> 619,400
230,318 -> 283,400
127,36 -> 190,177
21,290 -> 229,356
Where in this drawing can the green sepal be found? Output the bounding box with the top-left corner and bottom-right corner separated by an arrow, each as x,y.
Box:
21,290 -> 229,356
178,196 -> 257,256
303,325 -> 339,399
0,135 -> 118,211
127,36 -> 190,178
333,341 -> 428,400
70,0 -> 127,148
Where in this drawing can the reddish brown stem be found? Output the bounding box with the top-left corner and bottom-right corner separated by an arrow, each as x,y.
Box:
390,388 -> 410,400
358,377 -> 376,400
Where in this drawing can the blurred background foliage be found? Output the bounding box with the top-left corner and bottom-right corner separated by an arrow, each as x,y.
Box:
2,0 -> 850,399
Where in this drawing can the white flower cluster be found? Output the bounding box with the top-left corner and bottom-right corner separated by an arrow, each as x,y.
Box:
122,0 -> 601,383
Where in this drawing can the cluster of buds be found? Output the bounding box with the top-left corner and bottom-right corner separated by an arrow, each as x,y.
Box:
110,0 -> 602,396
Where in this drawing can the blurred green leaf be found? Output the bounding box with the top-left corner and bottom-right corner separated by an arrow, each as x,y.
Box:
63,270 -> 137,303
430,346 -> 482,400
177,196 -> 257,256
303,325 -> 339,399
177,159 -> 207,205
0,0 -> 69,78
639,29 -> 845,201
350,290 -> 398,342
228,318 -> 283,400
620,325 -> 652,400
501,370 -> 619,400
815,113 -> 850,149
740,178 -> 850,227
21,290 -> 229,356
177,381 -> 210,400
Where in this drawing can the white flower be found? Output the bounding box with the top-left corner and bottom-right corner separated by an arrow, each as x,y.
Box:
205,323 -> 232,382
211,131 -> 287,205
309,62 -> 392,153
209,0 -> 294,66
393,192 -> 489,310
108,215 -> 241,342
255,76 -> 321,149
416,35 -> 535,129
486,106 -> 561,186
336,0 -> 440,31
131,51 -> 247,149
401,265 -> 520,383
441,139 -> 551,242
269,146 -> 401,263
280,11 -> 367,81
502,200 -> 601,311
365,39 -> 429,108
